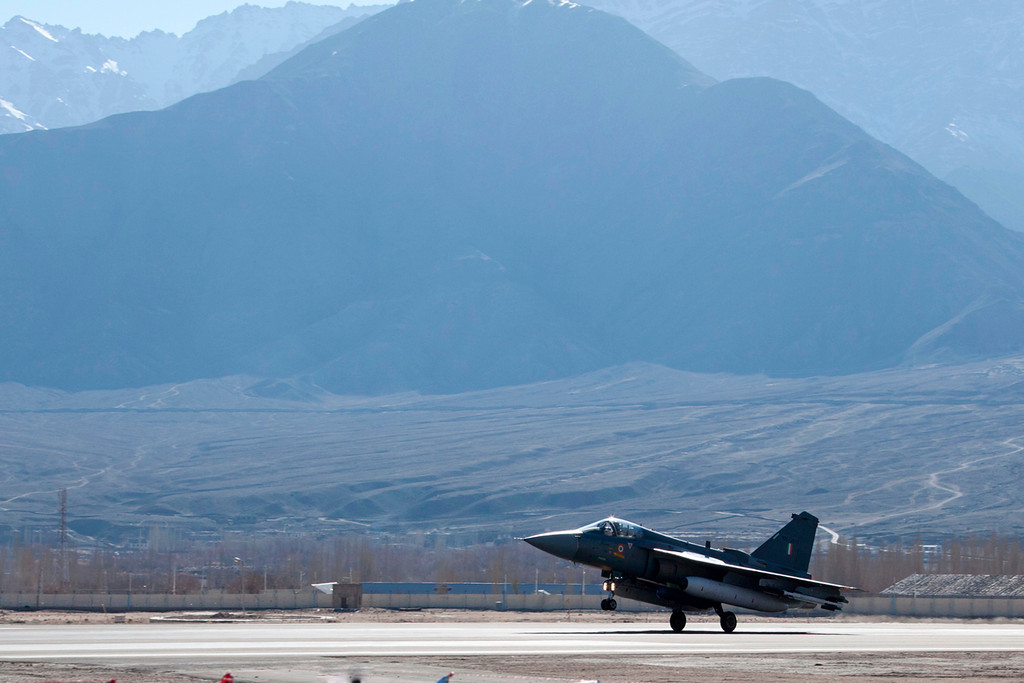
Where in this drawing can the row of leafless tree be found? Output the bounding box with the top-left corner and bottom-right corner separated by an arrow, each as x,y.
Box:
814,534 -> 1024,592
1,531 -> 1022,596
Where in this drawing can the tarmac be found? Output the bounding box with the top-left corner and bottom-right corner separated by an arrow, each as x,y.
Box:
1,611 -> 1023,681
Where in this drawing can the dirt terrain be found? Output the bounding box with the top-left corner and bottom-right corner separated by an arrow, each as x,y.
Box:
2,609 -> 1023,682
7,360 -> 1024,543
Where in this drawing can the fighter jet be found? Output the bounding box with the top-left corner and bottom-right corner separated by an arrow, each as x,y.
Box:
524,511 -> 857,632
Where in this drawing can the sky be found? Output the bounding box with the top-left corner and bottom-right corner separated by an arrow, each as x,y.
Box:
0,0 -> 381,37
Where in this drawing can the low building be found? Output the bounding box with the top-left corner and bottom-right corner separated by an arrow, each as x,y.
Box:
848,574 -> 1024,618
882,574 -> 1024,599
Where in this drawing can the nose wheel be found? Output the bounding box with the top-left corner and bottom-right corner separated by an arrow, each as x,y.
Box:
600,597 -> 618,611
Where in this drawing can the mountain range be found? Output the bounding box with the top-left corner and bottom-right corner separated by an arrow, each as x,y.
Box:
586,0 -> 1024,232
3,0 -> 1024,396
0,3 -> 387,135
6,1 -> 1022,238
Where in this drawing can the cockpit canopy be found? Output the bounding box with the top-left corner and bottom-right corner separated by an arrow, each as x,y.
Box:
580,517 -> 644,539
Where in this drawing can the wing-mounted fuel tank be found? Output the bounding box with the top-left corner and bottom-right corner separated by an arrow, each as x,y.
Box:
676,576 -> 789,612
649,557 -> 788,612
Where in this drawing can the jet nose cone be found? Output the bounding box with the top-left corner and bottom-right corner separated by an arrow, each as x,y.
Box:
523,531 -> 579,562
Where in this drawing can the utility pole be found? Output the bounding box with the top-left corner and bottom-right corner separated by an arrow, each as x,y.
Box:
58,488 -> 69,589
235,557 -> 247,614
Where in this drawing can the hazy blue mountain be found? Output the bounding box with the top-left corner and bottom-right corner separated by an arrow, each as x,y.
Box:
584,0 -> 1024,231
3,0 -> 1024,394
0,4 -> 387,135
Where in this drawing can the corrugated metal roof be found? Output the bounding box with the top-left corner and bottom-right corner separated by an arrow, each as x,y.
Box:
882,574 -> 1024,597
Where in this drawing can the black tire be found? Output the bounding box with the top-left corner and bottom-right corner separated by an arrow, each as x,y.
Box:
669,610 -> 686,632
719,611 -> 737,633
607,598 -> 617,611
600,598 -> 609,611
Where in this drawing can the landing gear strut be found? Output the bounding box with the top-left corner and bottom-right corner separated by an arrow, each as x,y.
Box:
714,604 -> 737,633
669,609 -> 686,632
600,579 -> 618,611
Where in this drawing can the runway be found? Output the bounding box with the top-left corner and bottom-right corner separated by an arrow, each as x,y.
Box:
2,619 -> 1024,659
2,619 -> 1023,681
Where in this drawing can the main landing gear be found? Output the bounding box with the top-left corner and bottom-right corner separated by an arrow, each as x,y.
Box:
668,606 -> 736,633
669,609 -> 686,632
714,604 -> 737,633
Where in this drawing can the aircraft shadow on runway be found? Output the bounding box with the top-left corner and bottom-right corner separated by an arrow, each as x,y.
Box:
542,629 -> 816,636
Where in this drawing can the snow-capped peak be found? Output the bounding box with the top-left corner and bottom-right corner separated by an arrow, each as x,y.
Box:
0,97 -> 29,120
18,17 -> 58,43
0,3 -> 389,136
101,59 -> 126,76
0,97 -> 45,132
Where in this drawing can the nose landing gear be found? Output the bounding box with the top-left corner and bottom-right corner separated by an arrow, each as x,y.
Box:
600,579 -> 618,611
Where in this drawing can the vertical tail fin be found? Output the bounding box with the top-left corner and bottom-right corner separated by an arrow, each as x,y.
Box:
751,511 -> 818,575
